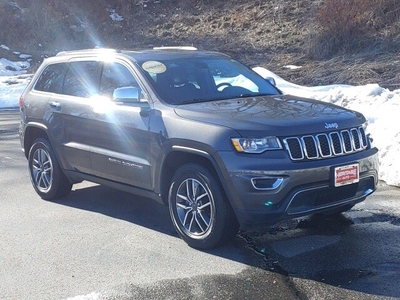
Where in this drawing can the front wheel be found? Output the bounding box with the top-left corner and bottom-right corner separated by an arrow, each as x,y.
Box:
28,138 -> 72,200
168,163 -> 239,249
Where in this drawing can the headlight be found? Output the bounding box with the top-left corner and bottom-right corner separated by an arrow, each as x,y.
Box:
231,137 -> 282,153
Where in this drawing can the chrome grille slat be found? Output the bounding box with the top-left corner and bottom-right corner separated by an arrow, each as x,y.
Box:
360,127 -> 367,148
316,134 -> 331,157
351,128 -> 361,150
302,135 -> 318,159
283,127 -> 368,161
329,132 -> 343,155
342,130 -> 352,153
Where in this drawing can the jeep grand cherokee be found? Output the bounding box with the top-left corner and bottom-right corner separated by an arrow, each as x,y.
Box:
19,48 -> 379,249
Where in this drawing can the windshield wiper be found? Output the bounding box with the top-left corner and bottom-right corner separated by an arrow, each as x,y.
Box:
253,93 -> 277,97
178,98 -> 209,105
232,93 -> 276,99
178,96 -> 230,105
238,94 -> 254,98
177,93 -> 276,105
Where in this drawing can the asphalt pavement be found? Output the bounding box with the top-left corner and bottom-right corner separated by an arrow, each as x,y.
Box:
1,110 -> 399,300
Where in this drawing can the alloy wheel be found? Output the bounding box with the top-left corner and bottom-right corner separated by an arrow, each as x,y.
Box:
31,148 -> 53,193
175,178 -> 214,237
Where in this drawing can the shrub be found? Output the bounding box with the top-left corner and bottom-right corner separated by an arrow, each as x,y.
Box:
370,0 -> 400,29
308,0 -> 373,58
308,0 -> 400,59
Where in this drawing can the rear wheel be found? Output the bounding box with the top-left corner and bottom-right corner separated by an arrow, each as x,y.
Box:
168,163 -> 239,249
28,138 -> 72,200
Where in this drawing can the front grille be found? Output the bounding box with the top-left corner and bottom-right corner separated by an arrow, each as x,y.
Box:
283,127 -> 368,161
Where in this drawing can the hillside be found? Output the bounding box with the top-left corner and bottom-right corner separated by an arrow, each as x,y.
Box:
1,0 -> 399,89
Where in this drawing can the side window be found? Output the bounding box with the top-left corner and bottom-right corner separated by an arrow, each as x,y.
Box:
100,62 -> 141,98
34,63 -> 66,93
62,61 -> 99,98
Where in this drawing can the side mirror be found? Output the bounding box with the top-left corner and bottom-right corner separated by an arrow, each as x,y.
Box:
266,77 -> 276,86
113,86 -> 139,104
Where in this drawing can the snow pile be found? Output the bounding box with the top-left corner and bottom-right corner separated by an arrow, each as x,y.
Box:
0,57 -> 30,76
0,73 -> 31,109
0,46 -> 32,108
0,53 -> 399,186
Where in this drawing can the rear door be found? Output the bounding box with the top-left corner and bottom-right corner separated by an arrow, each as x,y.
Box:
54,60 -> 101,174
32,60 -> 101,174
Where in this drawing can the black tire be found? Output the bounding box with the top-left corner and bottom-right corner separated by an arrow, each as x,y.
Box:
168,163 -> 239,249
28,138 -> 72,200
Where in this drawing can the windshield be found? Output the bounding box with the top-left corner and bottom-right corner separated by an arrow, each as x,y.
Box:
137,56 -> 280,105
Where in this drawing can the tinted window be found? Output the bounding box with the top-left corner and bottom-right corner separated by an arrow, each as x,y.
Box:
34,63 -> 66,93
62,61 -> 99,98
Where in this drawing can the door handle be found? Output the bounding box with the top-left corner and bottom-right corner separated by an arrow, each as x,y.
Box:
91,107 -> 106,117
49,101 -> 61,110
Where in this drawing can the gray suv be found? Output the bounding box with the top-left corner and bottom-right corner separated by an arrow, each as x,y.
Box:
19,48 -> 379,249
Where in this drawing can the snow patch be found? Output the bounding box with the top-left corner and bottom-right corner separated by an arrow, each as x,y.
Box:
109,9 -> 124,22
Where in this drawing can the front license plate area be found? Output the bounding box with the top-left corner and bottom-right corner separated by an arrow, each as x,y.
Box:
333,164 -> 359,187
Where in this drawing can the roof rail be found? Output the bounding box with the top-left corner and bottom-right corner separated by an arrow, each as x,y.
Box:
56,48 -> 118,56
152,46 -> 197,51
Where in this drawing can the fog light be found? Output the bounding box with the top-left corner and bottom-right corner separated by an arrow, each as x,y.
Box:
251,177 -> 283,190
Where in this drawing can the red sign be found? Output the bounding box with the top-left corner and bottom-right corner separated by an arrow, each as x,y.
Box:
334,164 -> 359,187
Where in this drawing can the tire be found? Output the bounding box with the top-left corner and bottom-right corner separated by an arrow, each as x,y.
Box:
168,163 -> 239,249
28,138 -> 72,200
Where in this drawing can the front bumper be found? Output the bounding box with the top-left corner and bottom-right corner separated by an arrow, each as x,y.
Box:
218,147 -> 379,229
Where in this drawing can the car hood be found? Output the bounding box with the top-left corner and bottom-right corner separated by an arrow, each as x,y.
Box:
174,95 -> 366,136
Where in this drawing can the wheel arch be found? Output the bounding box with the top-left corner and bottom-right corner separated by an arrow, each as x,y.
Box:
22,123 -> 50,159
158,147 -> 230,207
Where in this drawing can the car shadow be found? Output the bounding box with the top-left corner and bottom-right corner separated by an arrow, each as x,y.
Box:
59,183 -> 179,238
57,182 -> 265,261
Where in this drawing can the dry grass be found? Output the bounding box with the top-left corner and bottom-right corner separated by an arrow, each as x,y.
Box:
0,0 -> 399,88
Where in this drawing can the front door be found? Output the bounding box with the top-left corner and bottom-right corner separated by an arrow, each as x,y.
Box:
87,60 -> 153,189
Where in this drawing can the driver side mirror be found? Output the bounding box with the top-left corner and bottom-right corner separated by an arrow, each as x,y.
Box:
266,77 -> 276,86
113,86 -> 139,104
